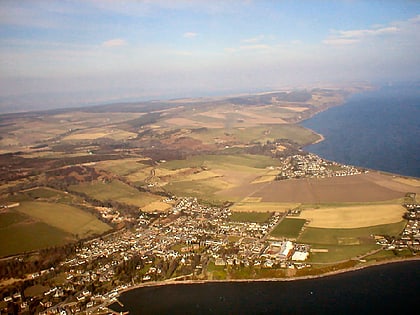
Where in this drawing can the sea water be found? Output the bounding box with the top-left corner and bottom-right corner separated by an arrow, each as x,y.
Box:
302,84 -> 420,177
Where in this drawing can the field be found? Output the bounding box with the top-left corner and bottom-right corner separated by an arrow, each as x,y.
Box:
306,244 -> 381,263
298,220 -> 407,245
220,172 -> 419,203
94,158 -> 150,176
0,210 -> 71,257
160,154 -> 280,171
141,201 -> 174,212
229,212 -> 273,223
62,127 -> 138,141
69,180 -> 161,208
16,201 -> 111,237
299,204 -> 406,228
187,125 -> 319,146
231,202 -> 300,213
270,218 -> 306,239
160,154 -> 281,201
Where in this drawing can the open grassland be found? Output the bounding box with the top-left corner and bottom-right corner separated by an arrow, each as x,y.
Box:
63,127 -> 137,141
160,154 -> 280,171
16,201 -> 111,238
229,212 -> 273,223
95,158 -> 150,176
0,211 -> 28,228
188,125 -> 319,146
24,187 -> 75,203
298,220 -> 406,245
164,177 -> 232,202
270,218 -> 306,239
159,154 -> 281,200
306,244 -> 380,263
231,202 -> 299,212
299,204 -> 406,228
0,112 -> 144,153
70,180 -> 160,208
0,219 -> 70,257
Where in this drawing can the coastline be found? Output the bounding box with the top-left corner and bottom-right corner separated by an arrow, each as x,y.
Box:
111,256 -> 419,306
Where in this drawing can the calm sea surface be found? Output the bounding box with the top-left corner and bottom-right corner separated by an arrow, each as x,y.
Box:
110,260 -> 419,314
302,85 -> 420,177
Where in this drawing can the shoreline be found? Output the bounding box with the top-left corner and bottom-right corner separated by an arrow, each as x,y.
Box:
111,256 -> 419,305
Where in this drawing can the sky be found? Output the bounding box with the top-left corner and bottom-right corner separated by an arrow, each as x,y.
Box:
0,0 -> 419,112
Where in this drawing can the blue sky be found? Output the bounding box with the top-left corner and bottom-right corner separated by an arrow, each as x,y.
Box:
0,0 -> 419,111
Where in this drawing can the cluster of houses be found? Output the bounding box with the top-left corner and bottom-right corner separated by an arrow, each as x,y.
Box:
2,197 -> 312,314
375,203 -> 420,251
276,153 -> 363,180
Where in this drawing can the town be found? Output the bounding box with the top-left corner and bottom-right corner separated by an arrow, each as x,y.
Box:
2,197 -> 314,314
2,193 -> 419,314
275,153 -> 364,180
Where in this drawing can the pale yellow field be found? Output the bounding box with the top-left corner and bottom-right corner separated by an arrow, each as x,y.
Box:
300,204 -> 406,228
164,117 -> 215,127
181,170 -> 222,181
280,106 -> 309,112
251,175 -> 276,184
141,201 -> 174,212
63,128 -> 137,141
232,201 -> 300,212
393,177 -> 420,187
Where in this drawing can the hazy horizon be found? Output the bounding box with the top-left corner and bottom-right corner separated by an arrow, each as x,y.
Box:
1,1 -> 419,113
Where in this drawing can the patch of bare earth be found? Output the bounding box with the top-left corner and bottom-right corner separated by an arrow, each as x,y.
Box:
219,172 -> 415,203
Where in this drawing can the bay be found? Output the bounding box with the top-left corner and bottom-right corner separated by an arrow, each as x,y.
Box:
110,260 -> 420,314
301,85 -> 420,177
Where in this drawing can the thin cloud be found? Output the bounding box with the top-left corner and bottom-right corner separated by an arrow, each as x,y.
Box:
242,35 -> 265,43
239,44 -> 271,51
102,38 -> 127,47
324,25 -> 399,46
183,32 -> 198,38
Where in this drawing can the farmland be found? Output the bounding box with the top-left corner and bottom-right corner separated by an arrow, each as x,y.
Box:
306,244 -> 381,263
270,218 -> 306,239
299,204 -> 406,228
0,84 -> 418,310
231,202 -> 300,213
69,180 -> 161,208
16,201 -> 111,237
220,172 -> 419,203
298,221 -> 407,245
229,211 -> 273,223
0,220 -> 70,257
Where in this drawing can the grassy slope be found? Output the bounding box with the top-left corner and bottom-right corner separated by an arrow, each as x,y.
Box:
70,180 -> 160,207
0,219 -> 70,257
16,201 -> 111,237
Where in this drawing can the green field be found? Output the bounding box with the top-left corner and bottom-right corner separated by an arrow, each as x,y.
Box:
160,154 -> 280,171
189,125 -> 319,146
298,220 -> 406,245
164,178 -> 227,202
70,179 -> 160,207
24,187 -> 74,203
306,244 -> 381,263
270,218 -> 306,238
95,158 -> 150,176
16,201 -> 111,237
0,220 -> 70,257
229,211 -> 273,223
0,211 -> 27,228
